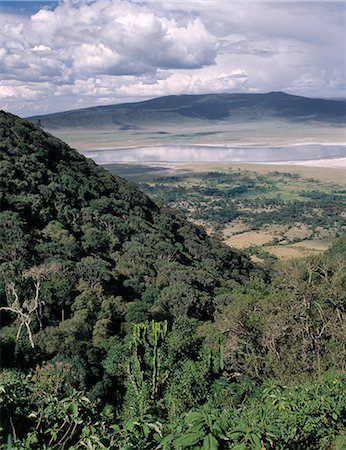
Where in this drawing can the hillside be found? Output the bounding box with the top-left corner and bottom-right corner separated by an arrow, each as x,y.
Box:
29,92 -> 346,130
0,112 -> 254,336
1,112 -> 345,449
0,110 -> 257,363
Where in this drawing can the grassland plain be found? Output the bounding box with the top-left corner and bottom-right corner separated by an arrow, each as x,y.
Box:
45,120 -> 346,151
105,162 -> 346,260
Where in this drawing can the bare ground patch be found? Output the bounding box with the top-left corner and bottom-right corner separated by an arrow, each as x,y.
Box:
264,245 -> 313,259
225,230 -> 277,249
291,238 -> 334,251
263,238 -> 334,260
222,220 -> 249,238
284,224 -> 312,241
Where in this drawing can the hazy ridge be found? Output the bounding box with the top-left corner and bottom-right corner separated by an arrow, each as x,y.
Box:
28,92 -> 346,130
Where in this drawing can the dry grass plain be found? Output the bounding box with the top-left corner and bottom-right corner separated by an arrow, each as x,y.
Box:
265,238 -> 335,259
222,222 -> 334,259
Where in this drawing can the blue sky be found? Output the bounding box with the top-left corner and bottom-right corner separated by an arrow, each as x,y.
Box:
0,0 -> 345,116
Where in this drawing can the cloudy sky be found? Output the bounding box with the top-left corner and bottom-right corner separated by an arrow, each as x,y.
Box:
0,0 -> 345,116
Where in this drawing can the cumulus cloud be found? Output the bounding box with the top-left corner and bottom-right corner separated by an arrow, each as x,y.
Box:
0,0 -> 344,116
2,1 -> 217,78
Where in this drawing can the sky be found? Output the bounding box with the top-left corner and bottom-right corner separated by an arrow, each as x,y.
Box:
0,0 -> 345,116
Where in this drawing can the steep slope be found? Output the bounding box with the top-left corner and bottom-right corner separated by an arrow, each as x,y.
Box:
0,111 -> 259,374
28,92 -> 346,129
1,112 -> 345,450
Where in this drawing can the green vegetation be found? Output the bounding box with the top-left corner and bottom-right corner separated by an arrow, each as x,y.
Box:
1,112 -> 346,449
108,166 -> 345,258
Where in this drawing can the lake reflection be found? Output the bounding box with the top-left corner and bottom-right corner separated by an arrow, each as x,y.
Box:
82,144 -> 346,164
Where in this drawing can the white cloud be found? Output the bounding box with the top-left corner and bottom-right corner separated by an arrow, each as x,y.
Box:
0,80 -> 51,101
72,44 -> 122,73
0,0 -> 344,116
29,2 -> 217,75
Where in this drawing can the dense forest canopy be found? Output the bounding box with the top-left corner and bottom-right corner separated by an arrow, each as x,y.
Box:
0,111 -> 345,449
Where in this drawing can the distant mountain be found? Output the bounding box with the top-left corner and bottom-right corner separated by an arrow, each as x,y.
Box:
28,92 -> 346,130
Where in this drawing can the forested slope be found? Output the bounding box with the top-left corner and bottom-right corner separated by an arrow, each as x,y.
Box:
0,112 -> 345,449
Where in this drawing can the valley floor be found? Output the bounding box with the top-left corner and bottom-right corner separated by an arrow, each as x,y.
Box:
50,120 -> 345,261
161,161 -> 346,183
105,161 -> 346,261
46,119 -> 346,150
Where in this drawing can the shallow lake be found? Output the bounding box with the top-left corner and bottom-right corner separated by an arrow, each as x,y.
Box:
82,144 -> 346,165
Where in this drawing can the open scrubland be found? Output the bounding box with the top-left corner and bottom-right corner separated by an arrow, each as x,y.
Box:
105,162 -> 346,261
40,119 -> 346,151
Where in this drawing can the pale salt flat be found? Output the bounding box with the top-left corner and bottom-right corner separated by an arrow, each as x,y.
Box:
282,157 -> 346,169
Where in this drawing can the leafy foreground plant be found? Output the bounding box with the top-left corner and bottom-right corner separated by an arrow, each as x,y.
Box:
1,355 -> 346,449
160,409 -> 230,450
157,374 -> 346,450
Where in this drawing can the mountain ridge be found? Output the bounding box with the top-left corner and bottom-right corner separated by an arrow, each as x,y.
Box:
28,92 -> 346,130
